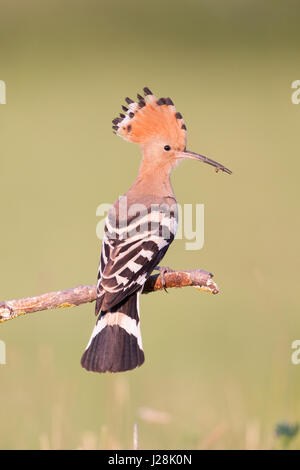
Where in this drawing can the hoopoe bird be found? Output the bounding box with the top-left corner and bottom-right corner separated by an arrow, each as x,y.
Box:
81,87 -> 231,373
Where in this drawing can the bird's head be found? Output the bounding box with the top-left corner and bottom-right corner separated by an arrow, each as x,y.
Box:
112,87 -> 232,175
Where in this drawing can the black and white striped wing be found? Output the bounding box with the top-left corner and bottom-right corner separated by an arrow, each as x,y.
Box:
94,231 -> 114,315
96,208 -> 177,313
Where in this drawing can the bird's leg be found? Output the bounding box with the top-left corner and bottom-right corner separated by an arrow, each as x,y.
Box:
154,266 -> 175,292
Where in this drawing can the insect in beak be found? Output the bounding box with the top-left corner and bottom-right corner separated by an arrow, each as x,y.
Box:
175,150 -> 232,175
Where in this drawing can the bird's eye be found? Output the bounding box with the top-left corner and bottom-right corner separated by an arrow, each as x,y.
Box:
164,145 -> 171,151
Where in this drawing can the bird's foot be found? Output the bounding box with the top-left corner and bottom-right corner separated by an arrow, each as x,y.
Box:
154,266 -> 174,292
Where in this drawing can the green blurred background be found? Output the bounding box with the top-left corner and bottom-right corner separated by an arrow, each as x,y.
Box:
1,0 -> 300,450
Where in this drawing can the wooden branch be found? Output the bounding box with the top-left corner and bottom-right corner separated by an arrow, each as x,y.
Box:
0,269 -> 219,324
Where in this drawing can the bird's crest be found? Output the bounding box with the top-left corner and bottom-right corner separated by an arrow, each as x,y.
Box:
112,88 -> 187,149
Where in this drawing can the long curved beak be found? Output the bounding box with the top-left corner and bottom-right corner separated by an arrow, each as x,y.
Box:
175,150 -> 232,175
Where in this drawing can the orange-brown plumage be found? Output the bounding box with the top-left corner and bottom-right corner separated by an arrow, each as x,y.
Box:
112,87 -> 186,151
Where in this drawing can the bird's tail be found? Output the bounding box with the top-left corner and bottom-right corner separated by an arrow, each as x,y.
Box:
81,291 -> 144,373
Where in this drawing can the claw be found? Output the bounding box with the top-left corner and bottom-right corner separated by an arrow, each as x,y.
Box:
155,266 -> 174,292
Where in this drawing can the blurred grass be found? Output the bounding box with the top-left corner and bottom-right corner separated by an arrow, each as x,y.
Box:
0,0 -> 300,449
